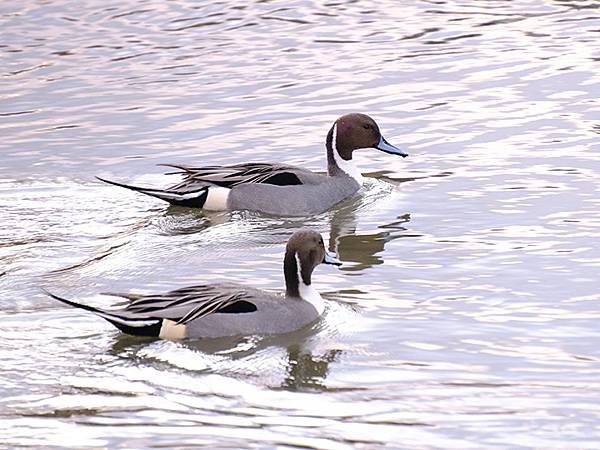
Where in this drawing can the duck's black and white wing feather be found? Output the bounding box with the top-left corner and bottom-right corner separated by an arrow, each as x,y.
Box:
122,285 -> 256,324
45,290 -> 164,337
46,285 -> 257,337
97,162 -> 318,208
96,176 -> 210,207
162,162 -> 308,189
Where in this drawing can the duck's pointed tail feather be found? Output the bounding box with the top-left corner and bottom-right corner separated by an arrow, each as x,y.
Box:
95,176 -> 209,208
44,289 -> 162,337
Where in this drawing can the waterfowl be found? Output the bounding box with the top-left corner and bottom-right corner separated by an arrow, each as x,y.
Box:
97,113 -> 408,216
46,230 -> 341,339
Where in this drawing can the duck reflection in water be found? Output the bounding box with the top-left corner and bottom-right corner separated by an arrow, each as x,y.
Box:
328,202 -> 412,272
109,324 -> 342,391
280,345 -> 342,391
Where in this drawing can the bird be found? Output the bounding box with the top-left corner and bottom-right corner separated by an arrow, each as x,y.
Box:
97,113 -> 408,216
46,229 -> 342,339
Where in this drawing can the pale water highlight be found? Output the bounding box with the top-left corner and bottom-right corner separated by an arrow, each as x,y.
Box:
1,0 -> 599,448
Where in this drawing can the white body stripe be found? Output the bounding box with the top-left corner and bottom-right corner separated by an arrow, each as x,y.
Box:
96,311 -> 157,327
142,189 -> 206,201
159,319 -> 187,339
179,190 -> 207,200
332,123 -> 364,185
296,255 -> 325,315
203,186 -> 230,210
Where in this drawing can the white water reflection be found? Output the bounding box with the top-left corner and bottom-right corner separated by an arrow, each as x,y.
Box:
1,0 -> 600,448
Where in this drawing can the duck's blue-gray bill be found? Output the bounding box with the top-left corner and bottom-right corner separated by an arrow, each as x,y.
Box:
375,136 -> 408,157
323,250 -> 342,266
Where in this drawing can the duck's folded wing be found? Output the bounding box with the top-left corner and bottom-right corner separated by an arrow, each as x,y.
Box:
162,162 -> 310,189
47,287 -> 257,338
173,292 -> 252,324
124,286 -> 257,323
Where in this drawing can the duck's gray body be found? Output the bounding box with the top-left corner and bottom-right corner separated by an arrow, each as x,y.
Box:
97,113 -> 408,216
178,285 -> 320,338
102,283 -> 321,339
227,174 -> 360,216
47,285 -> 319,340
164,164 -> 360,216
47,230 -> 341,340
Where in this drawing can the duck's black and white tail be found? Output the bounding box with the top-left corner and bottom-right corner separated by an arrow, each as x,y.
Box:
45,290 -> 162,337
96,176 -> 210,208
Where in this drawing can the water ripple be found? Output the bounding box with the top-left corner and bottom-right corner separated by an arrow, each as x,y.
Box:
1,0 -> 600,447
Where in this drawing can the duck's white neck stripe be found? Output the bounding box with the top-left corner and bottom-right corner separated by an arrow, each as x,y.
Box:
332,123 -> 364,185
295,254 -> 325,315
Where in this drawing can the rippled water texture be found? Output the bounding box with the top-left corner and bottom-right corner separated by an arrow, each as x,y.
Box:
1,0 -> 600,448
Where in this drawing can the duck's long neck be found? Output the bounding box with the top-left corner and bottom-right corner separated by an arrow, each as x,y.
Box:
284,251 -> 324,314
284,251 -> 307,297
326,124 -> 364,185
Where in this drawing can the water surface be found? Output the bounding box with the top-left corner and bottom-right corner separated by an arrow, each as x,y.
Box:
1,0 -> 600,448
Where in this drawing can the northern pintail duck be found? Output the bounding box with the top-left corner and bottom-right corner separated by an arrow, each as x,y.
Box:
46,230 -> 341,339
98,113 -> 408,216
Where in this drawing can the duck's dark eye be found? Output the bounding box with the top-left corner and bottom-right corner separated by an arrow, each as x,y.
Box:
363,124 -> 371,130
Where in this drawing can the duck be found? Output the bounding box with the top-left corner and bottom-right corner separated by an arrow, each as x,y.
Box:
97,113 -> 408,216
45,229 -> 342,340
